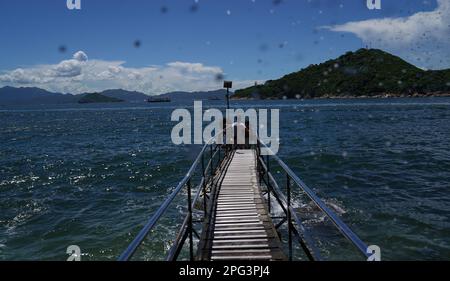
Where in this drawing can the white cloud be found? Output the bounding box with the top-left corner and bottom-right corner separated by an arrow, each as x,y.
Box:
0,51 -> 256,95
73,51 -> 88,62
323,0 -> 450,69
54,59 -> 83,77
166,62 -> 222,74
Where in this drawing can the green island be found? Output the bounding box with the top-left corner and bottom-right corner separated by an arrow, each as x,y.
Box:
234,49 -> 450,100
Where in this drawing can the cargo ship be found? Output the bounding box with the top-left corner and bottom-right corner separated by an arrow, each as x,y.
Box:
147,97 -> 171,103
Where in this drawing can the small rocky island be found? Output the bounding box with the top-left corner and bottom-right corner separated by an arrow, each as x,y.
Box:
78,93 -> 124,104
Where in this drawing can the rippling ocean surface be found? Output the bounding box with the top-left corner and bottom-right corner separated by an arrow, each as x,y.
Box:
1,98 -> 450,261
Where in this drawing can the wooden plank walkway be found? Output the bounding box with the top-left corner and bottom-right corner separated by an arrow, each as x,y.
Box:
206,149 -> 286,261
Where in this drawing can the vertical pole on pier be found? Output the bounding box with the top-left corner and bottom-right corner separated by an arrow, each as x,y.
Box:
267,154 -> 271,214
286,174 -> 292,261
223,81 -> 232,110
210,145 -> 214,177
256,147 -> 261,184
187,179 -> 194,261
201,152 -> 207,218
218,145 -> 221,164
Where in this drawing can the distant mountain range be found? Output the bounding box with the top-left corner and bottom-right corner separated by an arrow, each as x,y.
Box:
0,87 -> 142,105
78,93 -> 124,104
0,87 -> 230,105
98,89 -> 149,102
0,86 -> 77,105
234,48 -> 450,99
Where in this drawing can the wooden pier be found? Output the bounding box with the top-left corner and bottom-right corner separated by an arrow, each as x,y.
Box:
197,149 -> 286,261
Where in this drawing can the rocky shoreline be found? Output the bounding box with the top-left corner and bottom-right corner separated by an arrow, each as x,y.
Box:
232,92 -> 450,100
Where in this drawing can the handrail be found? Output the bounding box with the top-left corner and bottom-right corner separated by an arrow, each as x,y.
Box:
118,138 -> 216,261
257,156 -> 322,260
166,146 -> 231,261
257,139 -> 370,259
118,122 -> 234,261
165,177 -> 204,261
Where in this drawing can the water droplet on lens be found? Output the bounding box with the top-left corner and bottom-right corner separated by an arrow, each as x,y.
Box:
160,6 -> 168,14
58,45 -> 67,53
215,73 -> 224,81
134,40 -> 142,48
190,3 -> 199,13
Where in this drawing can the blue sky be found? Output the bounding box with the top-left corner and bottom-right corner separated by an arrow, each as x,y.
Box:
0,0 -> 448,95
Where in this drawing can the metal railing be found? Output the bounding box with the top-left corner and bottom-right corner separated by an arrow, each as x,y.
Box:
256,139 -> 371,260
118,125 -> 370,261
118,138 -> 231,261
